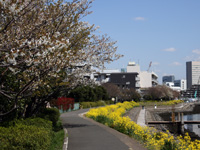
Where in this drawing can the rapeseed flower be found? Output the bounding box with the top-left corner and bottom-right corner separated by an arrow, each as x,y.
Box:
86,101 -> 199,150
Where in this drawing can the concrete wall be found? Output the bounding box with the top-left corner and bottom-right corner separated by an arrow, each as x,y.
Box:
139,71 -> 152,88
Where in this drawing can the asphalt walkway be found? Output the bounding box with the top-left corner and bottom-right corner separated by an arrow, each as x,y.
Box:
61,109 -> 147,150
137,108 -> 146,127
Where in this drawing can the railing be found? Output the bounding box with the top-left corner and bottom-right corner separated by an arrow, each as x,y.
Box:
147,112 -> 200,134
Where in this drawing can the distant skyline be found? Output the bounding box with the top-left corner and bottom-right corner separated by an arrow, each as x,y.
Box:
85,0 -> 200,83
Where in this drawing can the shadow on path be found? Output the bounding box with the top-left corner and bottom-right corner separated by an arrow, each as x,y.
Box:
63,123 -> 93,128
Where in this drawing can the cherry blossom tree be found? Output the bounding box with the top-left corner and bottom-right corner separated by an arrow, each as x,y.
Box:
0,0 -> 122,119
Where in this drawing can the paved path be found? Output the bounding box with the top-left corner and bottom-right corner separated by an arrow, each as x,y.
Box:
137,108 -> 146,127
61,109 -> 147,150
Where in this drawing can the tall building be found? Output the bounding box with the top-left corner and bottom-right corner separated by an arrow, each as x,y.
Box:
186,61 -> 200,89
162,75 -> 175,84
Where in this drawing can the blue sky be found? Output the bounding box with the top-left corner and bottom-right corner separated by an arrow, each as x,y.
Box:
85,0 -> 200,83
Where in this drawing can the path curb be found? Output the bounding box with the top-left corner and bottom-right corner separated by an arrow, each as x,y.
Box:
63,128 -> 68,150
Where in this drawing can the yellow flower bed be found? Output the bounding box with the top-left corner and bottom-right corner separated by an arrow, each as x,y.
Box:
139,100 -> 184,106
162,100 -> 184,105
86,101 -> 200,150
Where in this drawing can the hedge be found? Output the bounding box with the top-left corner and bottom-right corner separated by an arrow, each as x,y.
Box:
36,108 -> 60,129
0,123 -> 52,150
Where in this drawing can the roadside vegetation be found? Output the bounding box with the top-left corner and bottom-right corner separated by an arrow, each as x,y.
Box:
0,108 -> 64,150
86,100 -> 200,150
139,100 -> 184,106
0,0 -> 121,149
80,100 -> 114,109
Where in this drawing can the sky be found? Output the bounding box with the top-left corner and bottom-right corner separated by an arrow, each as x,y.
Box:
84,0 -> 200,83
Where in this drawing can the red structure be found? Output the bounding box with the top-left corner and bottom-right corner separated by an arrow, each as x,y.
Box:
56,97 -> 74,111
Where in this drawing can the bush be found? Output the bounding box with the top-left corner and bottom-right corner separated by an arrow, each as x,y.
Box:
53,119 -> 63,132
0,123 -> 51,150
105,100 -> 114,105
90,102 -> 97,107
17,117 -> 52,130
80,102 -> 91,108
80,101 -> 107,109
37,108 -> 60,128
96,101 -> 106,106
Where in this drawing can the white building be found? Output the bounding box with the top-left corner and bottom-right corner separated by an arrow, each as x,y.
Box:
165,82 -> 181,91
126,62 -> 158,88
174,79 -> 187,91
139,71 -> 158,88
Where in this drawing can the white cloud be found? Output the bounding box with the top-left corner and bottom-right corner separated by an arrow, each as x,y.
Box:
184,49 -> 200,61
152,62 -> 159,66
192,49 -> 200,55
134,17 -> 145,21
162,47 -> 176,52
171,62 -> 181,66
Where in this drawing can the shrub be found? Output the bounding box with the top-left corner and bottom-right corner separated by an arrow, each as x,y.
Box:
37,108 -> 60,128
105,100 -> 114,105
53,119 -> 63,132
96,101 -> 106,106
80,101 -> 107,109
0,123 -> 51,150
89,102 -> 97,107
80,102 -> 91,108
17,117 -> 52,130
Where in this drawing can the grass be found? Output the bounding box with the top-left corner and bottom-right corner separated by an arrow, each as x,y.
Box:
49,129 -> 65,150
